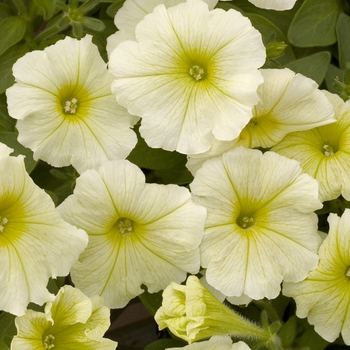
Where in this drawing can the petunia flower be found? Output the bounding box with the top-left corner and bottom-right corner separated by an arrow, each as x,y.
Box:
244,0 -> 297,10
272,91 -> 350,202
11,285 -> 117,350
283,209 -> 350,345
186,68 -> 335,175
169,335 -> 251,349
155,276 -> 270,344
109,0 -> 265,154
107,0 -> 218,56
190,147 -> 322,300
0,144 -> 88,316
6,35 -> 138,174
57,160 -> 206,309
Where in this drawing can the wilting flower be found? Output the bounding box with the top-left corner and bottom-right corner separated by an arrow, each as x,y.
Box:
0,144 -> 87,316
107,0 -> 218,56
284,209 -> 350,345
190,147 -> 322,300
58,160 -> 206,308
11,285 -> 117,350
155,276 -> 270,344
169,336 -> 251,349
272,91 -> 350,202
109,0 -> 265,154
6,35 -> 137,174
186,68 -> 335,175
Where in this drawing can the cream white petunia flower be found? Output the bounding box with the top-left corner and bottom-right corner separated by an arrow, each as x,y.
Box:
186,68 -> 335,175
169,336 -> 251,349
155,276 -> 270,344
6,35 -> 138,174
0,144 -> 88,316
283,209 -> 350,345
107,0 -> 218,56
190,147 -> 322,300
245,0 -> 297,10
58,160 -> 206,308
109,0 -> 265,154
272,91 -> 350,202
11,285 -> 117,350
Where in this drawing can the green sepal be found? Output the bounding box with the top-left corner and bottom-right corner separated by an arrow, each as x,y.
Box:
83,17 -> 105,31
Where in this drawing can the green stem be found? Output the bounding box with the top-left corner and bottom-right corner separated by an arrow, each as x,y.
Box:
254,300 -> 281,324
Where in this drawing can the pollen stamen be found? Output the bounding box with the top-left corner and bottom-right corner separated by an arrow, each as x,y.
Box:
64,98 -> 78,114
241,216 -> 254,228
323,144 -> 334,157
0,217 -> 8,233
43,334 -> 55,349
117,218 -> 133,234
189,65 -> 205,81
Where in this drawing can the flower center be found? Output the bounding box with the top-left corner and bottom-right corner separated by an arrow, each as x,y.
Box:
116,217 -> 133,234
43,334 -> 55,349
238,216 -> 255,229
323,144 -> 334,156
64,98 -> 78,114
0,216 -> 8,233
346,267 -> 350,278
189,65 -> 205,81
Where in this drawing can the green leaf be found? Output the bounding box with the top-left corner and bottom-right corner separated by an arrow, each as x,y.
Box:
34,0 -> 56,20
106,0 -> 125,18
127,127 -> 188,171
0,4 -> 15,23
0,312 -> 16,349
0,132 -> 37,173
215,0 -> 303,34
138,288 -> 163,316
0,43 -> 29,94
337,13 -> 350,70
285,51 -> 331,85
0,16 -> 26,56
325,63 -> 344,93
298,329 -> 329,350
245,13 -> 295,66
144,339 -> 186,350
288,0 -> 343,47
0,94 -> 16,132
279,316 -> 297,348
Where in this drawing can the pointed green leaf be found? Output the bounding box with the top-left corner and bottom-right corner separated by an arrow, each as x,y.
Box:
285,51 -> 331,85
279,316 -> 297,348
127,126 -> 188,171
0,4 -> 15,23
0,132 -> 37,173
138,289 -> 163,316
34,0 -> 57,20
0,94 -> 16,132
0,43 -> 29,93
288,0 -> 343,47
0,312 -> 16,349
325,63 -> 344,93
0,16 -> 26,56
337,13 -> 350,70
